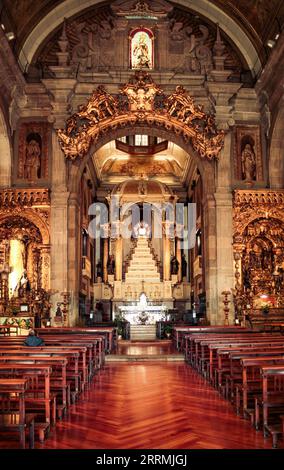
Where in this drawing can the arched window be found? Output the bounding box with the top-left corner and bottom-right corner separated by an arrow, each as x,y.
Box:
130,28 -> 154,69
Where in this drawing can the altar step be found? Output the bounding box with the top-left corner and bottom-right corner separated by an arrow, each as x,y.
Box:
125,236 -> 161,283
106,354 -> 184,363
130,324 -> 156,341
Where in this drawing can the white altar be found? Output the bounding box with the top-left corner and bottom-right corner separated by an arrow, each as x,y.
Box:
118,293 -> 168,325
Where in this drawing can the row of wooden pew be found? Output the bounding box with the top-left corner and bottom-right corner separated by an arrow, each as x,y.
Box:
176,326 -> 284,448
0,326 -> 117,448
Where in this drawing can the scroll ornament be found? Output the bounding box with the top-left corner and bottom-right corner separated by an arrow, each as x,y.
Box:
57,71 -> 225,161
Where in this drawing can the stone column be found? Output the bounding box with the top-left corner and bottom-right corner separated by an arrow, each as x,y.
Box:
214,132 -> 235,325
203,83 -> 241,325
215,191 -> 235,324
155,22 -> 169,70
115,20 -> 129,69
163,229 -> 171,281
202,193 -> 218,325
43,78 -> 77,324
50,189 -> 69,322
68,193 -> 80,326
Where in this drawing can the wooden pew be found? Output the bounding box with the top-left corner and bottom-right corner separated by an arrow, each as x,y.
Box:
260,365 -> 284,447
233,356 -> 284,419
0,378 -> 35,449
215,345 -> 284,394
0,364 -> 51,442
38,336 -> 102,382
173,326 -> 249,351
189,335 -> 284,382
0,336 -> 101,385
0,347 -> 85,400
35,327 -> 115,354
184,331 -> 281,368
0,356 -> 68,416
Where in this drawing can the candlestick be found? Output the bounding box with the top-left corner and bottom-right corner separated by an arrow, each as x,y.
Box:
221,291 -> 231,325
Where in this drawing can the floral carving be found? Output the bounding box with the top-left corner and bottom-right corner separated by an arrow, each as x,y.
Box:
57,72 -> 225,162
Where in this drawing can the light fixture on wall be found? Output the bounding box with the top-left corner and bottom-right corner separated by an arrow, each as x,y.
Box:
6,31 -> 14,41
267,39 -> 276,48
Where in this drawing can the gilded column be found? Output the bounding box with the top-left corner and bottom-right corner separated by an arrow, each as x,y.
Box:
115,236 -> 123,282
103,238 -> 109,283
163,222 -> 171,281
40,245 -> 51,291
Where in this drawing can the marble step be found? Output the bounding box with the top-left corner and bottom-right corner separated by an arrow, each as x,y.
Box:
131,333 -> 157,340
125,276 -> 161,281
106,355 -> 184,362
127,267 -> 158,272
125,272 -> 159,276
131,325 -> 156,330
129,258 -> 156,262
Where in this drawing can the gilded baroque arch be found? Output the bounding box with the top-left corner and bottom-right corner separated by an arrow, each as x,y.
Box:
0,189 -> 50,245
0,188 -> 51,295
57,71 -> 225,166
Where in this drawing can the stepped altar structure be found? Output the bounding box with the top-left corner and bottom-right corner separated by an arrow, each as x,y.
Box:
94,179 -> 191,320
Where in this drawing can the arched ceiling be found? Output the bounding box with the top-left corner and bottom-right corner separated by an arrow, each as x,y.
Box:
93,139 -> 191,186
2,0 -> 283,76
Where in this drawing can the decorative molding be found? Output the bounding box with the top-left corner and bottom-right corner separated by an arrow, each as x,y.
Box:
57,71 -> 225,162
0,188 -> 50,208
233,189 -> 284,239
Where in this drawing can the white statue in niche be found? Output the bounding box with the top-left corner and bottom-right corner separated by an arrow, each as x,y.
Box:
139,292 -> 147,309
133,221 -> 151,238
132,31 -> 152,69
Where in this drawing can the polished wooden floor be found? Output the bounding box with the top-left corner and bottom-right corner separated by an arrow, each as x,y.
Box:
1,342 -> 283,449
36,362 -> 280,449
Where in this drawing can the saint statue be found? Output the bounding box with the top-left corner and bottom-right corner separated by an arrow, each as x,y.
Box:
139,293 -> 147,309
133,33 -> 151,68
107,255 -> 115,275
170,256 -> 179,275
133,221 -> 151,238
241,143 -> 256,181
24,138 -> 41,180
16,271 -> 31,298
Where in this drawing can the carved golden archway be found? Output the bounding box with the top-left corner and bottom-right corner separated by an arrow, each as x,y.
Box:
0,189 -> 50,245
0,189 -> 51,296
57,71 -> 225,162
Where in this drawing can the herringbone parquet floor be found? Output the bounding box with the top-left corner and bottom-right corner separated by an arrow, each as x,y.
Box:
37,362 -> 280,449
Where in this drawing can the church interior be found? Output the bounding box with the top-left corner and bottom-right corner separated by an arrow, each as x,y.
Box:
0,0 -> 284,451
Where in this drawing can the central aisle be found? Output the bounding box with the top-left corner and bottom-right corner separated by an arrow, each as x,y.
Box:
38,360 -> 275,449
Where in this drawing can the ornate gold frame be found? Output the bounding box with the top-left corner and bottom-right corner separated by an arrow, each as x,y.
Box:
57,71 -> 225,162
